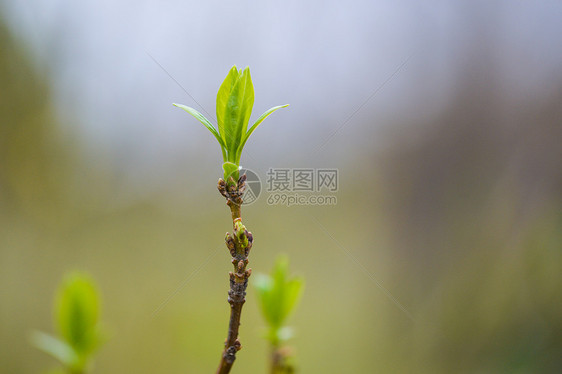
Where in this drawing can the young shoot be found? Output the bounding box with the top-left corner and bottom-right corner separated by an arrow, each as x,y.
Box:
255,255 -> 304,373
174,66 -> 288,182
174,66 -> 289,374
31,272 -> 104,374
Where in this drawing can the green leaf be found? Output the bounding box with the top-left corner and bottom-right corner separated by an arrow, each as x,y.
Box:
173,103 -> 227,161
216,66 -> 239,145
216,66 -> 254,162
30,331 -> 80,368
236,104 -> 289,163
56,272 -> 100,355
238,67 -> 255,137
222,162 -> 239,182
281,277 -> 304,323
175,67 -> 287,169
254,255 -> 304,334
254,274 -> 277,327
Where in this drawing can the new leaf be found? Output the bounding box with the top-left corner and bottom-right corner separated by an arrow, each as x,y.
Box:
174,65 -> 288,179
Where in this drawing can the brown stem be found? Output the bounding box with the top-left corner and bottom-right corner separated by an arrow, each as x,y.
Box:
270,346 -> 295,374
215,175 -> 252,374
228,199 -> 241,222
270,346 -> 280,374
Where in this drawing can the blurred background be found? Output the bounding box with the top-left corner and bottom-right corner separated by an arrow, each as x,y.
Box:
1,0 -> 561,373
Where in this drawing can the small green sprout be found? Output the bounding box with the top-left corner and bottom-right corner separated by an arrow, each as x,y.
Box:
173,66 -> 288,182
31,272 -> 104,374
254,255 -> 304,347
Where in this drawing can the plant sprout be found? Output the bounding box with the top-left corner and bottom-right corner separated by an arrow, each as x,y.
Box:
174,66 -> 289,374
173,66 -> 288,182
31,272 -> 104,374
255,256 -> 304,374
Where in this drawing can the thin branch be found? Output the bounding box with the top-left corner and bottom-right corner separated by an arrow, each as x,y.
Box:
215,174 -> 253,374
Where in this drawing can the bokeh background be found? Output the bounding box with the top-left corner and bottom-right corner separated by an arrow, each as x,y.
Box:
1,1 -> 561,373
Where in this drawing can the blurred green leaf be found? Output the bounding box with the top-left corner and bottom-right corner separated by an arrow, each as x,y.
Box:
255,255 -> 304,344
281,277 -> 304,325
55,272 -> 101,355
31,272 -> 104,373
254,274 -> 276,326
30,331 -> 79,368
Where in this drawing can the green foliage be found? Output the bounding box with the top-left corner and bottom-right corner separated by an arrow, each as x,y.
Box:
56,273 -> 100,353
216,66 -> 254,160
31,272 -> 104,373
254,256 -> 304,346
173,66 -> 288,180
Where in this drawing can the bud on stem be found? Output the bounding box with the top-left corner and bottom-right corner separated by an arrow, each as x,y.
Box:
216,173 -> 254,374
